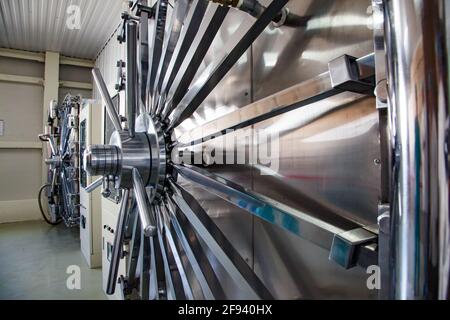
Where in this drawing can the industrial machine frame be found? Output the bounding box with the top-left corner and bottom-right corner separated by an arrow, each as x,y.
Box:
39,94 -> 81,228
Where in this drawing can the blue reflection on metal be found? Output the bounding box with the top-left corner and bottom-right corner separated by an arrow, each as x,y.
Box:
282,213 -> 300,234
175,165 -> 306,239
256,206 -> 275,224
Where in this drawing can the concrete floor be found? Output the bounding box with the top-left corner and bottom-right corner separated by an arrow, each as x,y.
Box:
0,220 -> 106,300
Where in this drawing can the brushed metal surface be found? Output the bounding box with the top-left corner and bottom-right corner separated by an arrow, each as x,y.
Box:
248,0 -> 377,298
251,95 -> 380,299
253,218 -> 377,299
252,96 -> 380,227
253,0 -> 374,101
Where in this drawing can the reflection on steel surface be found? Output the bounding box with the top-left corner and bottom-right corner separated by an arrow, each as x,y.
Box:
174,163 -> 345,244
169,179 -> 274,299
161,4 -> 230,119
171,0 -> 380,299
173,163 -> 377,269
167,0 -> 290,130
385,0 -> 450,300
106,189 -> 130,295
176,54 -> 375,147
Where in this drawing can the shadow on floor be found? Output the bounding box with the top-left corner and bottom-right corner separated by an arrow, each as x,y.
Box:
0,220 -> 106,300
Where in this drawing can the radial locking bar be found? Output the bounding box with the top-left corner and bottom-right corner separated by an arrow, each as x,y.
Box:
167,0 -> 289,131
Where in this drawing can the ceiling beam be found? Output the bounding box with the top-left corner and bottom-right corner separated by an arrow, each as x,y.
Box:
0,73 -> 44,86
0,48 -> 45,62
0,47 -> 95,68
60,80 -> 93,90
60,56 -> 95,68
0,141 -> 43,149
0,73 -> 92,91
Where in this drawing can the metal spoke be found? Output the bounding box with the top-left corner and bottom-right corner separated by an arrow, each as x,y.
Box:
155,204 -> 195,299
148,219 -> 166,300
168,179 -> 273,299
155,0 -> 209,116
160,3 -> 229,120
126,20 -> 138,137
138,2 -> 150,113
147,0 -> 169,113
154,204 -> 178,300
172,164 -> 379,269
139,207 -> 166,300
124,195 -> 137,240
139,231 -> 151,299
151,0 -> 192,114
157,214 -> 188,299
106,189 -> 130,295
92,68 -> 122,132
163,201 -> 226,299
161,202 -> 210,299
167,0 -> 289,131
173,164 -> 348,249
176,53 -> 375,148
126,204 -> 141,288
132,168 -> 157,236
147,236 -> 158,299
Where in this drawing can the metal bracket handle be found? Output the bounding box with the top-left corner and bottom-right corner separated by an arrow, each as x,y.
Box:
132,168 -> 157,237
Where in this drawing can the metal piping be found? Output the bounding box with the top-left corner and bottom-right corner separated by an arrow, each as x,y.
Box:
384,0 -> 450,299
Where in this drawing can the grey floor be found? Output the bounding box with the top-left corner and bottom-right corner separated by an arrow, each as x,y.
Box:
0,220 -> 106,300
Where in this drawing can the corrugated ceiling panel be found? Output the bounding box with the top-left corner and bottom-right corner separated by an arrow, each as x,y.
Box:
0,0 -> 125,59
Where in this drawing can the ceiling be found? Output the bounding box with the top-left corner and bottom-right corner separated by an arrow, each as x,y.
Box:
0,0 -> 126,60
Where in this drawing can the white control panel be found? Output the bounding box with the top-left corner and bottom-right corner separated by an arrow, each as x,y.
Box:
79,100 -> 102,268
